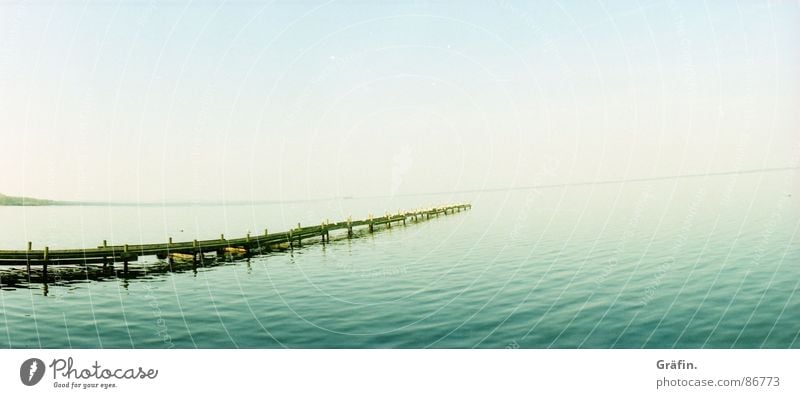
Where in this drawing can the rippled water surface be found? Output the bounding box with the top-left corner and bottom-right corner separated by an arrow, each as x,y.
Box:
1,173 -> 798,348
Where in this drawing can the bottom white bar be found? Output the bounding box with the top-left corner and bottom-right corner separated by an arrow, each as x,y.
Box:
1,350 -> 796,397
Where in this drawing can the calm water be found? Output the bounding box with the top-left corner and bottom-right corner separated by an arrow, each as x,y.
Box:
1,173 -> 798,348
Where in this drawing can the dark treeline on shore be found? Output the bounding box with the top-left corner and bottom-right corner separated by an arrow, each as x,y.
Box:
0,193 -> 59,206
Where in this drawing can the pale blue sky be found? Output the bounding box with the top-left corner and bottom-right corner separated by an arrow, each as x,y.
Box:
1,0 -> 798,202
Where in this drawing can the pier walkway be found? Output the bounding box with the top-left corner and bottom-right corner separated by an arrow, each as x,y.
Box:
0,204 -> 471,280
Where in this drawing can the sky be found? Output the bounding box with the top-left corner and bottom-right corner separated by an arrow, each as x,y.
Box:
0,0 -> 798,203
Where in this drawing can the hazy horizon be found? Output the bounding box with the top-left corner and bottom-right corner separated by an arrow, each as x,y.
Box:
1,0 -> 798,203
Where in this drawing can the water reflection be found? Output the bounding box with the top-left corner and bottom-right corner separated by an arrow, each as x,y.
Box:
0,252 -> 258,292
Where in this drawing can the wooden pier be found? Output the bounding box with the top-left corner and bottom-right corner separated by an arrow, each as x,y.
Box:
0,203 -> 471,281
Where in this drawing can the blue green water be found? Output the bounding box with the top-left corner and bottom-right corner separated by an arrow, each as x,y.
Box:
1,173 -> 798,348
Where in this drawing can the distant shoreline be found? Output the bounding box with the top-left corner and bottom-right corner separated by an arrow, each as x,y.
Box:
0,193 -> 339,207
0,193 -> 60,206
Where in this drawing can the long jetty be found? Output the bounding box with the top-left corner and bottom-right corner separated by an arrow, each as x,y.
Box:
0,203 -> 471,281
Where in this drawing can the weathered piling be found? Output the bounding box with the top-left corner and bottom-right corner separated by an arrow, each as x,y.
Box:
43,246 -> 49,281
167,237 -> 174,266
123,244 -> 129,274
347,217 -> 353,238
101,240 -> 108,267
26,241 -> 31,279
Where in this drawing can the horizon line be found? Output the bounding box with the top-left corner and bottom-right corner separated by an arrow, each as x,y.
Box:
3,165 -> 797,206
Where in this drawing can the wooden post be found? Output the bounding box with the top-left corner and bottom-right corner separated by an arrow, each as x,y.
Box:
164,237 -> 172,265
101,239 -> 108,268
26,241 -> 32,279
369,214 -> 374,233
296,223 -> 302,247
347,216 -> 353,238
288,230 -> 294,250
193,239 -> 198,264
43,246 -> 49,282
167,237 -> 174,267
123,244 -> 129,274
321,221 -> 326,244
